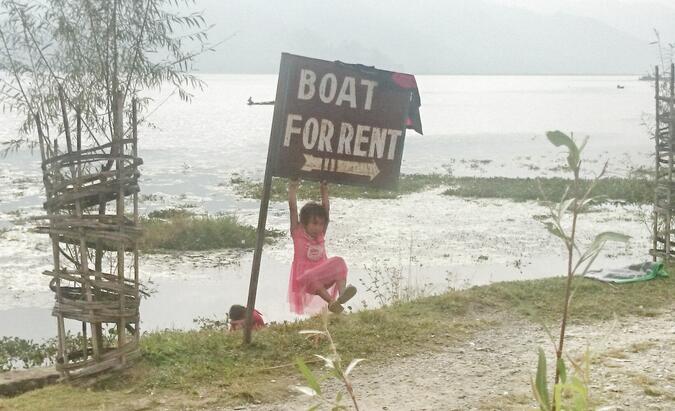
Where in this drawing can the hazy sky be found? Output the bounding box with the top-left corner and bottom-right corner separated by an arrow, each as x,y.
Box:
498,0 -> 674,11
195,0 -> 674,74
495,0 -> 675,40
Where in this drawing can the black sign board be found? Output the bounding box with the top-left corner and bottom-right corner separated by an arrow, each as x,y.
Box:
270,53 -> 418,189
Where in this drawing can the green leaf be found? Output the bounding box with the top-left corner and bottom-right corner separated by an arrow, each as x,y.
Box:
535,348 -> 550,410
578,135 -> 589,154
314,354 -> 335,369
294,385 -> 317,397
558,197 -> 575,218
332,391 -> 347,410
331,367 -> 343,380
546,130 -> 574,149
578,231 -> 630,271
546,130 -> 580,172
543,221 -> 568,244
578,195 -> 606,210
570,376 -> 588,396
295,358 -> 321,395
345,358 -> 364,376
553,383 -> 562,411
531,376 -> 550,411
556,358 -> 567,383
299,330 -> 327,336
589,231 -> 630,249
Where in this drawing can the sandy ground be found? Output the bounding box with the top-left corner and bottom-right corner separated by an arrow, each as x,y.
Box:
234,307 -> 675,411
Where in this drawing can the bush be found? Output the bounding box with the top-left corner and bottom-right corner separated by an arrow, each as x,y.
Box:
140,213 -> 283,252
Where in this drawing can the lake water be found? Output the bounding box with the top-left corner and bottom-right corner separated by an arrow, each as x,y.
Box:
0,75 -> 656,340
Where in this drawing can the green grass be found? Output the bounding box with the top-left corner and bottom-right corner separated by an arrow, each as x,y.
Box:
443,176 -> 653,204
229,174 -> 454,200
2,273 -> 673,409
228,175 -> 653,204
139,210 -> 284,252
146,208 -> 196,219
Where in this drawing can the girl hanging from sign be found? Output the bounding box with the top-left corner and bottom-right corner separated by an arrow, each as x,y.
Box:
287,179 -> 357,314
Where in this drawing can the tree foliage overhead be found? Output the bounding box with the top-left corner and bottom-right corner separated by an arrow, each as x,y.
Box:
0,0 -> 211,146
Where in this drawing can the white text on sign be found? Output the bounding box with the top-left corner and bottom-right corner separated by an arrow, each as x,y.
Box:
283,114 -> 402,160
297,69 -> 378,110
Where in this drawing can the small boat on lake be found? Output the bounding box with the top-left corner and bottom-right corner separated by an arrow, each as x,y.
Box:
247,97 -> 274,106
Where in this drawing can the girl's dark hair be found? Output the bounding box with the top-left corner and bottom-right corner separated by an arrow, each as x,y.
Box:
299,202 -> 328,226
229,304 -> 246,321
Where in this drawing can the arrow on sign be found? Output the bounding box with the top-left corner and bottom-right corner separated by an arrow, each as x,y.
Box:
301,154 -> 381,180
335,158 -> 380,180
301,153 -> 323,172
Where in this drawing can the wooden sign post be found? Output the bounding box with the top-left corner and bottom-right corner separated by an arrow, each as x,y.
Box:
244,53 -> 421,343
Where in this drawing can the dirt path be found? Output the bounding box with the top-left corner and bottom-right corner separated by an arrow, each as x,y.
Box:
241,307 -> 675,411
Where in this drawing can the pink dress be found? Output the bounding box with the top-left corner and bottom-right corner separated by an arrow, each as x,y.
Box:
288,226 -> 348,314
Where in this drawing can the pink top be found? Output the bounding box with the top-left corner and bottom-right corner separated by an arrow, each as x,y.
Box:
291,227 -> 327,273
288,227 -> 330,314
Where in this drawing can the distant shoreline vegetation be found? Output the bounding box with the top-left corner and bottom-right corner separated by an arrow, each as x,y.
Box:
442,176 -> 652,204
228,174 -> 652,204
227,174 -> 454,200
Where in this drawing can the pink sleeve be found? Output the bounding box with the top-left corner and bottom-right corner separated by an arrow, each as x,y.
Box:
291,226 -> 304,241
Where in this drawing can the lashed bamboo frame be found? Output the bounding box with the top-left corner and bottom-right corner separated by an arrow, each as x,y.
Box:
34,96 -> 143,378
652,63 -> 675,261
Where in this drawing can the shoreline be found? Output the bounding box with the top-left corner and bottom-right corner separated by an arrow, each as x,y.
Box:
1,273 -> 673,409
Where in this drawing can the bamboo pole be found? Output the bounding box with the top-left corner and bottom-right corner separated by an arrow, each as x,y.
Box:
37,116 -> 69,377
114,89 -> 127,364
654,66 -> 661,261
58,87 -> 73,155
132,98 -> 140,343
669,63 -> 675,259
667,64 -> 673,262
243,57 -> 290,344
75,109 -> 92,362
59,89 -> 102,360
110,1 -> 128,364
76,108 -> 82,152
36,114 -> 47,165
35,113 -> 53,195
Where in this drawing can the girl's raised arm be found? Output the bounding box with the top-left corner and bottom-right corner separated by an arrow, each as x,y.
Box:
320,180 -> 330,232
288,179 -> 300,232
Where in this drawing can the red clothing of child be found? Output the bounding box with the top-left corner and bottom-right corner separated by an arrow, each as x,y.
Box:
229,309 -> 265,331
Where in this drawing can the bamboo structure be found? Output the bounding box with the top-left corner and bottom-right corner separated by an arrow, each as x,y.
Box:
34,95 -> 144,378
652,63 -> 675,261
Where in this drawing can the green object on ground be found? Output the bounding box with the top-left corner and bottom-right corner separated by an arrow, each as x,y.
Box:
585,262 -> 669,284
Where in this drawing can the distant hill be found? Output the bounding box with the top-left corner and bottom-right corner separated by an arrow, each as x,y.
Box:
193,0 -> 658,75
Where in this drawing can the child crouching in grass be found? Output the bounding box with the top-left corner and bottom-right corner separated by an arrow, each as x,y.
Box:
228,304 -> 265,331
